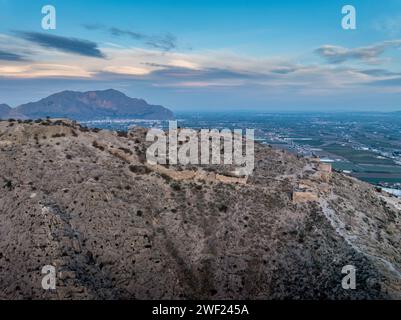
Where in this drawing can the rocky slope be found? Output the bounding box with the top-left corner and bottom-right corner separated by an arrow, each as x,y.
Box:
0,119 -> 401,300
0,89 -> 173,120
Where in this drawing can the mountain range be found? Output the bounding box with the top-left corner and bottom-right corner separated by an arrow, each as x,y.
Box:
0,89 -> 174,120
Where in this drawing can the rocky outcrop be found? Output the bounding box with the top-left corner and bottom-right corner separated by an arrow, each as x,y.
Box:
318,163 -> 332,173
0,119 -> 401,300
292,191 -> 319,203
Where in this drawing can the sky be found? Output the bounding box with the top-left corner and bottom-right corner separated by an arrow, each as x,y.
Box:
1,0 -> 401,111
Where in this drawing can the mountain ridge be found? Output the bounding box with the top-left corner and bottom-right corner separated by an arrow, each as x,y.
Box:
0,89 -> 174,121
0,103 -> 11,119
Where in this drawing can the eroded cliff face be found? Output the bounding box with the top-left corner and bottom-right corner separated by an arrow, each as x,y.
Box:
0,119 -> 401,300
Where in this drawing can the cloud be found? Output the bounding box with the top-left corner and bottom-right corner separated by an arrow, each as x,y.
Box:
1,36 -> 401,98
367,77 -> 401,87
0,50 -> 26,61
81,24 -> 103,31
1,31 -> 401,110
315,40 -> 401,64
269,67 -> 297,74
359,69 -> 401,77
15,32 -> 106,58
148,65 -> 264,80
107,27 -> 144,40
83,24 -> 177,51
0,44 -> 364,92
373,16 -> 401,37
0,64 -> 93,78
145,33 -> 177,51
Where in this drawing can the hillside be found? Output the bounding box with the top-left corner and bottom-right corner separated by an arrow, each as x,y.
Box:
0,119 -> 401,299
0,89 -> 173,121
0,104 -> 11,119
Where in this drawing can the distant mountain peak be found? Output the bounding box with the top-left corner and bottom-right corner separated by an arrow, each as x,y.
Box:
97,88 -> 124,94
7,89 -> 174,121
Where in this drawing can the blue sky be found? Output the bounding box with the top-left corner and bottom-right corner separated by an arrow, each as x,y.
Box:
1,0 -> 401,111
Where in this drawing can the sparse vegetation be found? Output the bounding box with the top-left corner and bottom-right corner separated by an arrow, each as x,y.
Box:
118,147 -> 133,155
116,130 -> 128,138
92,140 -> 105,151
170,182 -> 181,191
51,133 -> 66,138
129,165 -> 151,174
217,203 -> 228,212
3,179 -> 13,190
